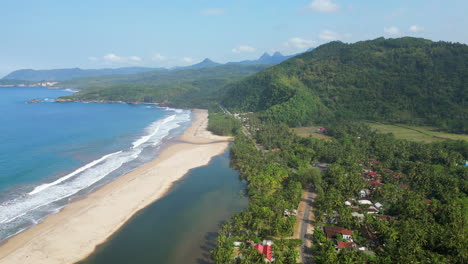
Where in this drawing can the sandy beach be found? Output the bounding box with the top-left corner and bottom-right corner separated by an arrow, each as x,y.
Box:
0,109 -> 232,264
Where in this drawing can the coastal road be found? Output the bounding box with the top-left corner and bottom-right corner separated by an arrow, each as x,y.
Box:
294,188 -> 316,264
218,103 -> 262,150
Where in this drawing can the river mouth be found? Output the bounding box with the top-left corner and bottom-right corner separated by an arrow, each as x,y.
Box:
77,146 -> 247,264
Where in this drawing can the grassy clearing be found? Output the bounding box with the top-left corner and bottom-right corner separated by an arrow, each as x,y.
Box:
291,126 -> 333,140
367,122 -> 468,143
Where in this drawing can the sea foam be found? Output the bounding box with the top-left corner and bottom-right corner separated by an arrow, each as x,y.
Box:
0,108 -> 191,241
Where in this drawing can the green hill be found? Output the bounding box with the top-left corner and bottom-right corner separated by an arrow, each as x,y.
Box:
62,64 -> 269,108
222,37 -> 468,133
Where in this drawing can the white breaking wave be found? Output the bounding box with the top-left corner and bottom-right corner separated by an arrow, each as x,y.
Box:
132,114 -> 176,149
0,109 -> 191,235
28,151 -> 123,196
0,149 -> 141,225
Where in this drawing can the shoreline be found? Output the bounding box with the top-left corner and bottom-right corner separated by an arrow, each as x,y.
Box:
0,109 -> 232,264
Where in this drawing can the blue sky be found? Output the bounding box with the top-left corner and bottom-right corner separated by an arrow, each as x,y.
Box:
1,0 -> 467,77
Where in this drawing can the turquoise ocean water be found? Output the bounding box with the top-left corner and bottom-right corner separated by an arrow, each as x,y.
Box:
0,86 -> 191,242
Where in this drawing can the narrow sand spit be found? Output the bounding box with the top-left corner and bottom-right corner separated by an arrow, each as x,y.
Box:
0,109 -> 232,264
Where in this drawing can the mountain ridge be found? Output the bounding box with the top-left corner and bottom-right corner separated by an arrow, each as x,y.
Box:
222,37 -> 468,133
3,51 -> 303,81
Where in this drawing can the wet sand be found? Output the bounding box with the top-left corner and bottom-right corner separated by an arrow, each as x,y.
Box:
0,109 -> 232,264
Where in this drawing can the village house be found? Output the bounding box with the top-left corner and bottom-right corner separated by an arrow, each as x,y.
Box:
283,209 -> 298,217
369,180 -> 384,189
359,190 -> 367,198
324,226 -> 353,240
351,212 -> 365,220
337,240 -> 355,249
317,127 -> 327,134
374,202 -> 383,211
363,207 -> 379,214
254,240 -> 274,262
357,199 -> 373,205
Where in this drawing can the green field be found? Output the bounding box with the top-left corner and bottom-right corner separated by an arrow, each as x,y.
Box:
291,126 -> 333,140
367,122 -> 468,143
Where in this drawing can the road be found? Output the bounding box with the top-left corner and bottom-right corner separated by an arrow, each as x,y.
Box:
294,188 -> 316,264
219,103 -> 317,262
218,103 -> 261,150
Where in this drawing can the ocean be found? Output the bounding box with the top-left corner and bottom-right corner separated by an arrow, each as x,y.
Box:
0,86 -> 191,242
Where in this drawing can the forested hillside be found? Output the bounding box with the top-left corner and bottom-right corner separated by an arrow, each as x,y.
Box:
222,37 -> 468,133
61,65 -> 269,108
210,117 -> 467,263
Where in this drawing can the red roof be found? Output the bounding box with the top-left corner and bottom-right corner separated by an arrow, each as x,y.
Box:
337,241 -> 354,249
368,171 -> 378,176
369,181 -> 384,187
324,226 -> 353,238
378,215 -> 394,221
254,244 -> 273,261
363,207 -> 379,213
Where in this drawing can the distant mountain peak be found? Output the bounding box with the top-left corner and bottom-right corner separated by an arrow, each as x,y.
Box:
201,58 -> 214,63
175,58 -> 221,70
272,52 -> 283,57
260,52 -> 271,59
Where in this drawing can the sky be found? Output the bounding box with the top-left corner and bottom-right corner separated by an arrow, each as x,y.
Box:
1,0 -> 467,77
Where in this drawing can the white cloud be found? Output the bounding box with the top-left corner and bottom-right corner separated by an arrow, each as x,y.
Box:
409,25 -> 424,33
319,30 -> 351,41
129,56 -> 142,62
202,8 -> 225,16
100,53 -> 142,64
306,0 -> 340,13
151,53 -> 167,61
182,57 -> 194,63
232,45 -> 256,54
284,37 -> 317,52
384,26 -> 401,36
103,53 -> 125,63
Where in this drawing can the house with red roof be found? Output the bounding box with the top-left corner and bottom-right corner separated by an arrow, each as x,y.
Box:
324,226 -> 353,240
377,215 -> 395,221
363,207 -> 379,214
317,127 -> 327,134
369,181 -> 384,188
254,241 -> 274,262
337,240 -> 355,249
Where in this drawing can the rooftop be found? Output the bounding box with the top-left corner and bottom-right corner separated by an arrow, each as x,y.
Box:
324,226 -> 353,238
